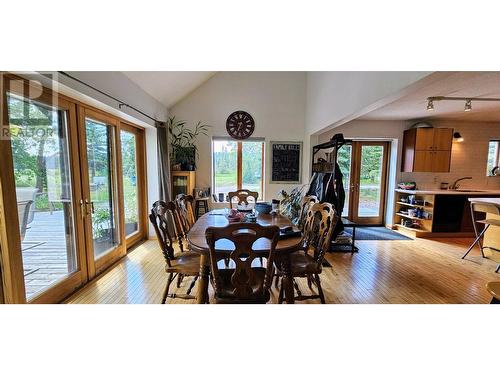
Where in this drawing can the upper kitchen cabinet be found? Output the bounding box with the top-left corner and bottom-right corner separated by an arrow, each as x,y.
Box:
402,127 -> 453,172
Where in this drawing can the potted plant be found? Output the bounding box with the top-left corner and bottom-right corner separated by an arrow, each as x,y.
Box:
168,116 -> 210,171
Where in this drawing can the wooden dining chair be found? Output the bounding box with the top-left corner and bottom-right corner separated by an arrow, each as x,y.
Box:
149,200 -> 200,304
205,222 -> 280,303
275,202 -> 338,304
297,195 -> 319,230
175,194 -> 196,233
228,189 -> 259,209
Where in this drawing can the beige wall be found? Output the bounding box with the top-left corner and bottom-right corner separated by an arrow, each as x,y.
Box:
170,71 -> 307,201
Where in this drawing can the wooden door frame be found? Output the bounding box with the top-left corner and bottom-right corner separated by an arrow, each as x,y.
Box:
119,122 -> 148,248
0,74 -> 88,303
78,106 -> 126,279
349,141 -> 390,225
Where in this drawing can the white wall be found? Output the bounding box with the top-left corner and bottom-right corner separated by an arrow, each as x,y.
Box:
318,120 -> 407,225
170,71 -> 307,201
306,72 -> 432,135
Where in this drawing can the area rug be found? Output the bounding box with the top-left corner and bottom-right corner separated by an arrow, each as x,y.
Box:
344,226 -> 412,241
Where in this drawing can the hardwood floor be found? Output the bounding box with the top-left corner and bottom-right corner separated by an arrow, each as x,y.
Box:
65,237 -> 500,304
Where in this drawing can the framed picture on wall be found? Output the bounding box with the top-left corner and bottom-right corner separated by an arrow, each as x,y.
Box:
270,141 -> 302,184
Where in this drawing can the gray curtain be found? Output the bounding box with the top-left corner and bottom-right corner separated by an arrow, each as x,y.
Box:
156,121 -> 171,202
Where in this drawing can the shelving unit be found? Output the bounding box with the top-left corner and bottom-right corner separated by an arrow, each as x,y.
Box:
393,190 -> 435,237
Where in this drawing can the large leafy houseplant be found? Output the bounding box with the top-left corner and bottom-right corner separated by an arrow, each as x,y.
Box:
168,116 -> 210,171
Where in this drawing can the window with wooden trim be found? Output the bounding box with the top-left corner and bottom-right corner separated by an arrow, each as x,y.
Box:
212,139 -> 264,200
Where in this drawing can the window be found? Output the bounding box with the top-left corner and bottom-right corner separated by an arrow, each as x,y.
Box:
487,140 -> 500,176
213,139 -> 264,199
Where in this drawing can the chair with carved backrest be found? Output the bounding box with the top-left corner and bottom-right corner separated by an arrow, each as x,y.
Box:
205,222 -> 280,304
275,202 -> 338,304
228,189 -> 259,209
175,194 -> 196,233
149,200 -> 200,303
297,195 -> 319,230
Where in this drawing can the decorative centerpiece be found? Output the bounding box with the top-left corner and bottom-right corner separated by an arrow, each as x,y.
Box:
225,208 -> 246,223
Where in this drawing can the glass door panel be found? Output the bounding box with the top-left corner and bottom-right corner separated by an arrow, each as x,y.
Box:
120,129 -> 139,238
6,93 -> 81,301
337,144 -> 352,217
357,145 -> 384,217
85,118 -> 120,259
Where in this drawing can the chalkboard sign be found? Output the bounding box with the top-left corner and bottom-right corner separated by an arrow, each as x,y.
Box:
270,141 -> 302,184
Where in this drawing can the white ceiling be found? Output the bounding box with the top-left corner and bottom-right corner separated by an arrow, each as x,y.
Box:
123,71 -> 216,109
360,72 -> 500,122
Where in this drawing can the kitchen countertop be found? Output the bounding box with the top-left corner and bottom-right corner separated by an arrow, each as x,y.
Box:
395,189 -> 500,195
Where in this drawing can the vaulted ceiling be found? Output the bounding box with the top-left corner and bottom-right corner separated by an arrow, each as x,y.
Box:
123,71 -> 216,109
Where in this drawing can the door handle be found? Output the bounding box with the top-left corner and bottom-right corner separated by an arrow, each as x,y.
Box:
84,199 -> 95,215
79,199 -> 86,218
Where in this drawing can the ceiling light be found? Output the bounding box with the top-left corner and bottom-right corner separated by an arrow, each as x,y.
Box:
464,99 -> 472,112
427,99 -> 434,111
453,132 -> 464,142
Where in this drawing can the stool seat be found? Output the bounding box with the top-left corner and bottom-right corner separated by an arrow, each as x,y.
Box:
486,281 -> 500,301
476,219 -> 500,227
195,197 -> 210,219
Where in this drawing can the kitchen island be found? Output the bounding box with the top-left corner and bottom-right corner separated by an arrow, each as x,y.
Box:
393,189 -> 500,237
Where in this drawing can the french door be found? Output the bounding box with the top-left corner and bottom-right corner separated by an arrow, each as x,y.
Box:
78,107 -> 126,278
0,75 -> 146,303
338,141 -> 389,225
1,76 -> 88,303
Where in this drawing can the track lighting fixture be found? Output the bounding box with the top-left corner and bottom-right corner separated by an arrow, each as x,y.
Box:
426,96 -> 500,112
426,98 -> 434,111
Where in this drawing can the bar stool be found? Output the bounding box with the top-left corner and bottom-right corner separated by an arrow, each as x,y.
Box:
462,200 -> 500,273
194,197 -> 210,219
486,281 -> 500,304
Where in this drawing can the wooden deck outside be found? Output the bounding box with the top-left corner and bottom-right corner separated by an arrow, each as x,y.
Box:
22,211 -> 73,300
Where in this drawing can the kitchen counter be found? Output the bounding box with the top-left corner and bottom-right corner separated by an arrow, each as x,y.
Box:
393,189 -> 500,238
395,189 -> 500,195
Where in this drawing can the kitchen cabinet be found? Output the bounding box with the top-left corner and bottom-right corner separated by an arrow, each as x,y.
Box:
402,127 -> 453,172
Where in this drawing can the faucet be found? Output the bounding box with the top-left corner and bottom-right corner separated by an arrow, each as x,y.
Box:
450,177 -> 472,190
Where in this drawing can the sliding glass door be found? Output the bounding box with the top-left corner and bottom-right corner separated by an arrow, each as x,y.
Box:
120,123 -> 146,247
1,75 -> 147,303
79,108 -> 125,278
2,78 -> 87,303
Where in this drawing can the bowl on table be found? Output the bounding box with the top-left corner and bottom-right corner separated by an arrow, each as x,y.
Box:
255,202 -> 272,215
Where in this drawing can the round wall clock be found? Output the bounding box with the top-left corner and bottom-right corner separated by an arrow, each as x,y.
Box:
226,110 -> 255,140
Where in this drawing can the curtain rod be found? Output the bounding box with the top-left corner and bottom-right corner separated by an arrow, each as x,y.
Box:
57,71 -> 164,126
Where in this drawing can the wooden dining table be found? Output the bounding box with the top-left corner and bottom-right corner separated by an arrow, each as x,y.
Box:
187,209 -> 303,303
